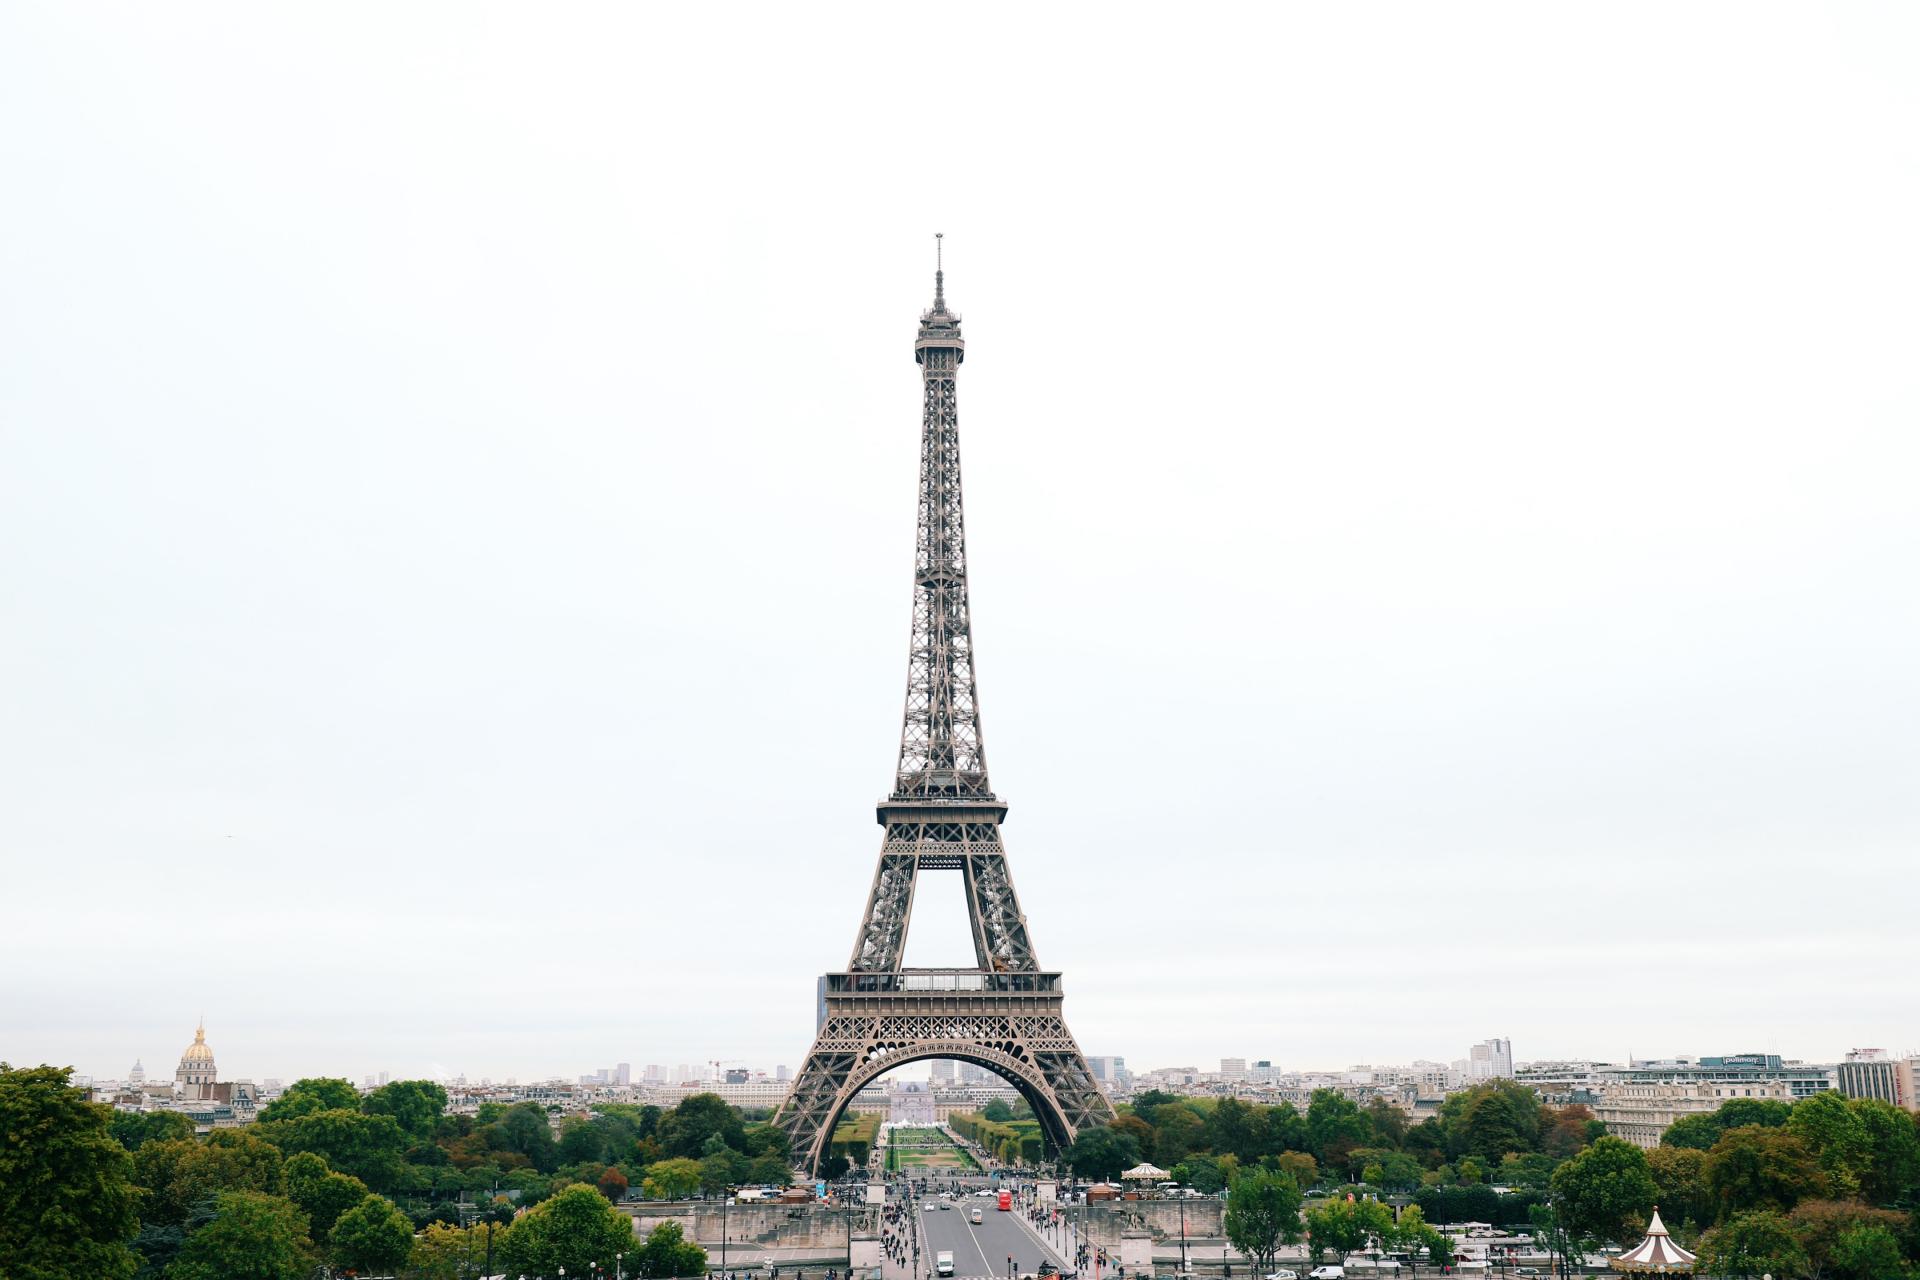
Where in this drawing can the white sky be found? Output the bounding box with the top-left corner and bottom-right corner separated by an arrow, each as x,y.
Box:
3,3 -> 1917,1085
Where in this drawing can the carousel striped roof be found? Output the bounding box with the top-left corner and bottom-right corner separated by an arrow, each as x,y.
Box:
1610,1208 -> 1696,1273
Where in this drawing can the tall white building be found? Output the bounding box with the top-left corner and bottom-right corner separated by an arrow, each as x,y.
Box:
929,1060 -> 957,1083
1469,1038 -> 1514,1079
1220,1058 -> 1248,1080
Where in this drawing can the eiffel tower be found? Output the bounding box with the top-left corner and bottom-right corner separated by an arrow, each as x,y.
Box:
774,242 -> 1115,1174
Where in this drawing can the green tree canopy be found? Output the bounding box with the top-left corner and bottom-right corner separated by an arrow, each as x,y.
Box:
1305,1091 -> 1373,1165
1549,1136 -> 1657,1246
361,1078 -> 449,1140
1221,1167 -> 1304,1272
1646,1145 -> 1711,1230
1786,1090 -> 1875,1200
166,1189 -> 312,1280
656,1093 -> 747,1159
329,1191 -> 414,1273
1695,1208 -> 1809,1280
133,1130 -> 284,1226
1708,1124 -> 1828,1218
108,1108 -> 196,1152
633,1218 -> 709,1279
257,1107 -> 408,1191
1066,1124 -> 1139,1181
498,1182 -> 638,1277
281,1150 -> 370,1236
1304,1197 -> 1392,1262
644,1156 -> 704,1200
0,1063 -> 142,1280
258,1076 -> 360,1123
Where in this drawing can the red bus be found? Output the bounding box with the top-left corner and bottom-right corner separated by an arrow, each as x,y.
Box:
997,1189 -> 1012,1212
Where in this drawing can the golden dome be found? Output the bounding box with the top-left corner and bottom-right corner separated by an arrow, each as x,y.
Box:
181,1022 -> 214,1062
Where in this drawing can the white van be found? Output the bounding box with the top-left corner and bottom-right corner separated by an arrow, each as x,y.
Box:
937,1253 -> 955,1277
971,1208 -> 984,1224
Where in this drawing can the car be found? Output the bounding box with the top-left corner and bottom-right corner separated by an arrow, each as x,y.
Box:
939,1202 -> 952,1210
924,1203 -> 936,1213
1265,1272 -> 1299,1280
971,1209 -> 984,1224
1308,1269 -> 1345,1280
1516,1271 -> 1541,1278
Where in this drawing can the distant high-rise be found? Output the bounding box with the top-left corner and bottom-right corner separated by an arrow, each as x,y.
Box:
958,1063 -> 989,1085
929,1060 -> 957,1083
1838,1051 -> 1917,1111
1086,1056 -> 1127,1085
1220,1057 -> 1248,1080
645,1064 -> 665,1083
1469,1038 -> 1514,1079
616,1063 -> 632,1086
776,1064 -> 791,1082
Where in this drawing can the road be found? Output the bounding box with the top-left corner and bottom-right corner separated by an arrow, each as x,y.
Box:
917,1198 -> 1060,1280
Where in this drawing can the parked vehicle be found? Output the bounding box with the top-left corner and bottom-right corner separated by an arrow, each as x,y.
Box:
1264,1272 -> 1299,1280
1308,1269 -> 1345,1280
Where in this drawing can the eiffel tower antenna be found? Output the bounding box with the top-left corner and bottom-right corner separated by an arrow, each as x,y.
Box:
774,247 -> 1114,1175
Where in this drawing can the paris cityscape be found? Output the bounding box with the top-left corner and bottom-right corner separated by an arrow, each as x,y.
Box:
4,5 -> 1917,1280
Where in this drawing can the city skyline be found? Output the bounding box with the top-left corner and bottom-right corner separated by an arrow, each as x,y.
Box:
5,4 -> 1918,1081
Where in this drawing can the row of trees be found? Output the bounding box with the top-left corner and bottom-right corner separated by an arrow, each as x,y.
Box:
1655,1092 -> 1920,1279
1064,1080 -> 1602,1194
0,1062 -> 719,1280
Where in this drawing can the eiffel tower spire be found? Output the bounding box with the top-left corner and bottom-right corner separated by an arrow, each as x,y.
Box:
894,233 -> 991,804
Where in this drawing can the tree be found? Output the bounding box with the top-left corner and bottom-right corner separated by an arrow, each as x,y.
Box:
1207,1098 -> 1261,1162
1220,1168 -> 1304,1273
1365,1098 -> 1409,1148
404,1220 -> 492,1280
1788,1199 -> 1911,1279
1355,1149 -> 1422,1192
1452,1081 -> 1546,1161
1646,1146 -> 1711,1231
1389,1204 -> 1450,1266
1305,1091 -> 1372,1166
258,1107 -> 408,1191
560,1117 -> 610,1165
494,1101 -> 561,1172
1153,1106 -> 1206,1166
700,1149 -> 739,1194
1660,1113 -> 1723,1151
108,1108 -> 196,1152
1695,1209 -> 1809,1280
1788,1090 -> 1875,1200
281,1150 -> 370,1236
1708,1124 -> 1828,1217
599,1166 -> 631,1201
330,1192 -> 414,1274
1304,1197 -> 1391,1262
1274,1151 -> 1318,1190
0,1063 -> 141,1280
1549,1136 -> 1657,1246
1066,1125 -> 1139,1181
1848,1096 -> 1920,1207
644,1156 -> 704,1200
656,1093 -> 747,1159
1171,1154 -> 1226,1194
498,1182 -> 641,1277
133,1130 -> 284,1226
632,1218 -> 709,1278
258,1076 -> 360,1123
1829,1222 -> 1910,1280
361,1079 -> 449,1141
982,1099 -> 1015,1122
166,1190 -> 313,1280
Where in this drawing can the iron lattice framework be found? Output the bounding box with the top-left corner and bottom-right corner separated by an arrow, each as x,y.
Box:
775,252 -> 1114,1174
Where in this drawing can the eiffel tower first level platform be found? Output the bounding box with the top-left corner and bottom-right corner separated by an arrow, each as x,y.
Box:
773,245 -> 1114,1174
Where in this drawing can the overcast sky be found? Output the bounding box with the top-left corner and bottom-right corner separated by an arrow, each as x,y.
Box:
3,3 -> 1917,1086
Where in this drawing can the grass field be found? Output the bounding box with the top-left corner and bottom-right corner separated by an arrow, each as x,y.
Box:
887,1126 -> 981,1172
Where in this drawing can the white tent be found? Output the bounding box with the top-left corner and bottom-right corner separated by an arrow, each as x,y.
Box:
1121,1162 -> 1170,1181
1609,1208 -> 1696,1274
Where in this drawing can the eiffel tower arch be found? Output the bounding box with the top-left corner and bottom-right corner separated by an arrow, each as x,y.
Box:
775,243 -> 1114,1175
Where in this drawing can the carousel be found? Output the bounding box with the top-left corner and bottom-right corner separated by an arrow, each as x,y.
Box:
1609,1207 -> 1696,1274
